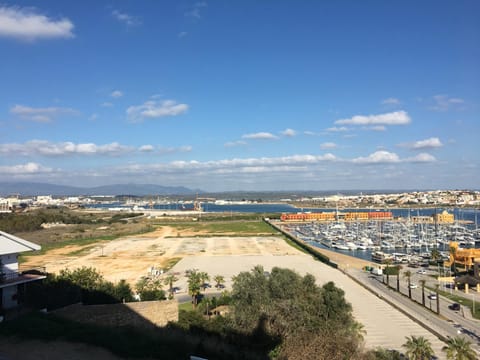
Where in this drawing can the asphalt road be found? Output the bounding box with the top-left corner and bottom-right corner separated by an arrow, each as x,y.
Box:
353,269 -> 480,355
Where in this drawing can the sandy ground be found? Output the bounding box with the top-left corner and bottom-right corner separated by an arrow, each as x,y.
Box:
21,227 -> 298,286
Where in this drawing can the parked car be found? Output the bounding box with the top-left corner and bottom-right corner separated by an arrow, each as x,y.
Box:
449,303 -> 461,311
428,293 -> 437,300
409,283 -> 418,289
417,269 -> 426,274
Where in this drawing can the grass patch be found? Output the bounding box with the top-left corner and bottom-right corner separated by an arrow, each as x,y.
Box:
163,257 -> 182,271
158,220 -> 278,235
178,301 -> 194,312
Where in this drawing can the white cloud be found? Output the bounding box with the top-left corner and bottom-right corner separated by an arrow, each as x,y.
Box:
111,90 -> 123,98
325,126 -> 349,132
101,102 -> 114,107
429,95 -> 465,112
224,140 -> 247,147
127,99 -> 189,123
185,2 -> 207,18
112,10 -> 142,26
352,150 -> 437,164
0,162 -> 52,174
139,145 -> 154,152
0,140 -> 133,156
10,104 -> 77,123
0,5 -> 74,41
320,142 -> 337,150
382,97 -> 401,105
178,31 -> 188,38
352,151 -> 400,164
335,111 -> 411,126
405,137 -> 443,150
304,131 -> 317,136
407,153 -> 437,163
242,132 -> 278,140
281,128 -> 297,137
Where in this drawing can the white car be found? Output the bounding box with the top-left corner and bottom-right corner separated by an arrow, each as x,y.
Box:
409,283 -> 418,289
428,293 -> 437,300
417,270 -> 426,274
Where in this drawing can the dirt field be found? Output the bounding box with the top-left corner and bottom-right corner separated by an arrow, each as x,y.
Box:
21,226 -> 298,286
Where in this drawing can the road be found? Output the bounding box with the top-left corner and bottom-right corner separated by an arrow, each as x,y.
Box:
351,267 -> 480,355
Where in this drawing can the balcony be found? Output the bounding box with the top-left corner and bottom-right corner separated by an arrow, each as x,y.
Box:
0,267 -> 47,288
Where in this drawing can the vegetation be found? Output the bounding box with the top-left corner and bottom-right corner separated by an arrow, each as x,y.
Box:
163,273 -> 178,299
402,335 -> 435,360
213,274 -> 225,289
0,208 -> 143,234
160,219 -> 278,236
135,277 -> 166,301
26,267 -> 134,310
186,269 -> 202,307
404,270 -> 412,299
442,336 -> 477,360
230,266 -> 366,359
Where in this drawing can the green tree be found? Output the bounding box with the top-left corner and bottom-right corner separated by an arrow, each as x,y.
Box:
199,271 -> 210,291
231,266 -> 363,358
402,335 -> 435,360
404,270 -> 412,299
58,266 -> 104,290
419,279 -> 426,307
114,279 -> 134,302
186,269 -> 202,307
384,258 -> 393,288
213,274 -> 225,289
442,336 -> 477,360
135,277 -> 165,301
164,273 -> 178,299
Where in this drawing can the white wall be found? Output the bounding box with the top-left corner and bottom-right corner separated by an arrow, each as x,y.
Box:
0,253 -> 19,275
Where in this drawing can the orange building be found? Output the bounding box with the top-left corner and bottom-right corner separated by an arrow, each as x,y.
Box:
444,242 -> 480,270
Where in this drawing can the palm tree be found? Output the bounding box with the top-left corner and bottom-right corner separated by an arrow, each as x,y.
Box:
199,271 -> 210,291
434,283 -> 440,314
442,336 -> 477,360
385,258 -> 393,288
186,269 -> 202,307
419,279 -> 426,307
163,273 -> 178,299
213,274 -> 225,289
402,335 -> 435,360
404,270 -> 412,299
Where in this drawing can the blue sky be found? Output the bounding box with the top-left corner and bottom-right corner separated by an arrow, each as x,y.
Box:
0,1 -> 479,192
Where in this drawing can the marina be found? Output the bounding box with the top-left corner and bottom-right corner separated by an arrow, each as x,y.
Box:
276,210 -> 480,265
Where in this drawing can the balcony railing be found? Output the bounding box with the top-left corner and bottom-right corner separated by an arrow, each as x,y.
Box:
0,267 -> 47,285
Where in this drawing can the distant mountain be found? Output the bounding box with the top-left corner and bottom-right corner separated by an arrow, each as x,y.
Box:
0,182 -> 199,197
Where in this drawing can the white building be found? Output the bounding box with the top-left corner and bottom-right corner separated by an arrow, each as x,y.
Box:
0,231 -> 45,311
